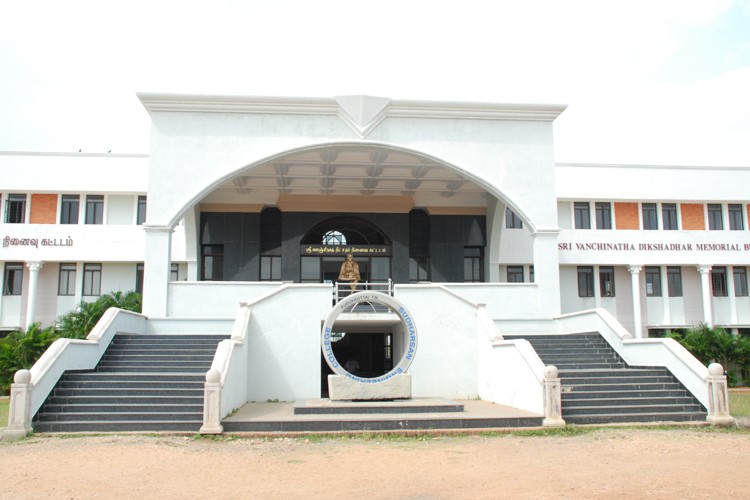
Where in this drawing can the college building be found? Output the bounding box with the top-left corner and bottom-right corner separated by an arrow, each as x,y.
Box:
1,94 -> 743,434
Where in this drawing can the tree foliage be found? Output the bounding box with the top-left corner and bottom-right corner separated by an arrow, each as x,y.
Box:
0,291 -> 142,394
668,324 -> 750,386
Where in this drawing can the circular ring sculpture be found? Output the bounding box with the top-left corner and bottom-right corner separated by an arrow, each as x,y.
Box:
321,291 -> 417,384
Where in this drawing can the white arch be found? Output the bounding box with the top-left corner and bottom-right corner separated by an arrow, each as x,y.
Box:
161,141 -> 542,233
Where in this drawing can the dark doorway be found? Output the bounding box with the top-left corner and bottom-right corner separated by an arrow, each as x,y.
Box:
320,331 -> 393,398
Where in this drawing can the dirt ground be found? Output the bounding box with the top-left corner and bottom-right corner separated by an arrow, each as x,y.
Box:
2,428 -> 749,499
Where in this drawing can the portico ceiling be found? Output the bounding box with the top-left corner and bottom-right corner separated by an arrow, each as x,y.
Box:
201,145 -> 491,212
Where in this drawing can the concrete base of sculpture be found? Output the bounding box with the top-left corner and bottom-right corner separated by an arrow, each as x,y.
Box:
328,374 -> 411,401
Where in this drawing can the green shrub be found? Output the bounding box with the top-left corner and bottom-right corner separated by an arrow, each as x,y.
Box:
0,291 -> 142,394
0,323 -> 58,393
669,324 -> 750,386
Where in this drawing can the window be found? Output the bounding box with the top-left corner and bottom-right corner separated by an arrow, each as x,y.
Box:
707,204 -> 723,230
4,194 -> 26,223
642,203 -> 658,230
645,266 -> 662,297
463,247 -> 484,282
711,267 -> 728,297
662,203 -> 678,230
507,266 -> 524,283
3,263 -> 23,295
60,195 -> 80,224
667,267 -> 683,297
322,230 -> 346,245
300,256 -> 320,283
260,256 -> 281,281
529,265 -> 534,283
574,202 -> 591,229
595,202 -> 612,230
170,263 -> 179,281
729,204 -> 744,231
135,263 -> 144,294
58,263 -> 77,296
82,263 -> 102,296
85,195 -> 104,224
409,257 -> 430,283
599,266 -> 615,296
577,266 -> 594,297
505,208 -> 523,229
734,267 -> 748,297
201,245 -> 224,281
137,196 -> 147,225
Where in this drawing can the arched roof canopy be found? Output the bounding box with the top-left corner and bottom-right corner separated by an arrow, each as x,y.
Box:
178,142 -> 539,232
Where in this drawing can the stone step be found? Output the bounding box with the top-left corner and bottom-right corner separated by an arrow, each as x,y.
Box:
46,395 -> 204,405
62,372 -> 205,383
558,368 -> 669,378
562,382 -> 684,392
41,403 -> 204,414
102,354 -> 215,362
33,420 -> 203,433
553,363 -> 628,370
114,334 -> 228,341
564,412 -> 707,425
57,380 -> 204,389
95,366 -> 210,373
562,389 -> 689,400
105,348 -> 219,355
563,403 -> 703,417
52,387 -> 203,397
563,396 -> 699,407
36,411 -> 203,422
562,375 -> 678,385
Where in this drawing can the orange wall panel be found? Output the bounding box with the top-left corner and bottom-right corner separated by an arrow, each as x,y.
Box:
29,194 -> 58,224
614,202 -> 639,230
681,203 -> 705,230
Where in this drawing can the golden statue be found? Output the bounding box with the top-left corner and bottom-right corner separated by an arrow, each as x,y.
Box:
338,253 -> 361,290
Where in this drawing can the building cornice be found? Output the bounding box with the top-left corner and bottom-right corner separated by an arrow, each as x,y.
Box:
556,162 -> 750,171
0,151 -> 148,158
137,93 -> 567,122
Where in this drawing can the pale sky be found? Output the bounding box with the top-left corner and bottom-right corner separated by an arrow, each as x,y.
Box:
1,0 -> 749,166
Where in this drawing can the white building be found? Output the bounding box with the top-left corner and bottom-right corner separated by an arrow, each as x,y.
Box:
0,94 -> 744,430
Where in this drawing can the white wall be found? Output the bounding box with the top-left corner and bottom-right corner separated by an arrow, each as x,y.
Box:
557,163 -> 750,202
0,152 -> 148,193
107,195 -> 135,225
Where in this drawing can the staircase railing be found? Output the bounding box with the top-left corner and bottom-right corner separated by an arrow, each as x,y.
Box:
1,308 -> 147,441
333,279 -> 393,304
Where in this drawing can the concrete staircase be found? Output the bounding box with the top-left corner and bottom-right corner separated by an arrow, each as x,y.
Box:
34,333 -> 227,433
504,333 -> 707,424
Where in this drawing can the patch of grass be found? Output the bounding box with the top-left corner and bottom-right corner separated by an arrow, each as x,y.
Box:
502,426 -> 595,437
0,398 -> 8,428
730,390 -> 750,417
191,433 -> 238,442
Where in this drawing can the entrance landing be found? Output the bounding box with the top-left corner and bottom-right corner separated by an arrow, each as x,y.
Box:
221,399 -> 543,433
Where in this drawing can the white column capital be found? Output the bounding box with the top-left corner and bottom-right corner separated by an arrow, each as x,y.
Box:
627,265 -> 642,275
697,264 -> 712,275
25,261 -> 44,272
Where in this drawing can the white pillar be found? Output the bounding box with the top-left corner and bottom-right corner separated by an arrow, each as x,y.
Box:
200,369 -> 224,434
542,365 -> 565,427
706,363 -> 735,426
486,200 -> 504,283
628,265 -> 643,339
1,369 -> 33,441
24,261 -> 43,330
660,265 -> 670,325
142,225 -> 174,318
728,266 -> 738,325
532,228 -> 561,318
697,265 -> 713,327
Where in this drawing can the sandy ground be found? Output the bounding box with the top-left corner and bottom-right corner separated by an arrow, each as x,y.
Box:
1,428 -> 749,499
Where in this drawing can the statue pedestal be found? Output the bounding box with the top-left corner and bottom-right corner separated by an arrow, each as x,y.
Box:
328,374 -> 411,401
